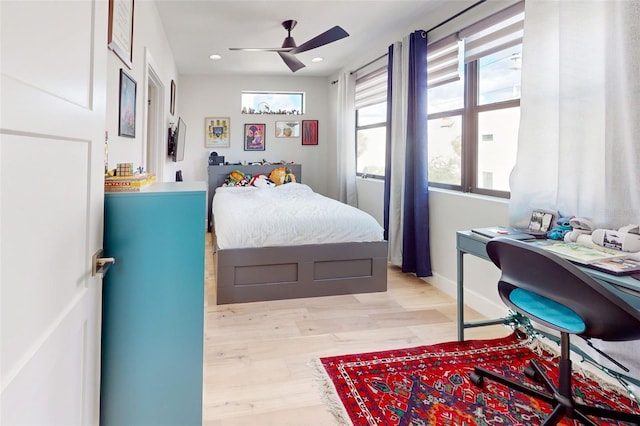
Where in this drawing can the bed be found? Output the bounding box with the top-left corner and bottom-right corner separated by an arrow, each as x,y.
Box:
208,164 -> 388,304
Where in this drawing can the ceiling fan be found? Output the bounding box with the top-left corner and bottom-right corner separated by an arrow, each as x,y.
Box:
229,20 -> 349,72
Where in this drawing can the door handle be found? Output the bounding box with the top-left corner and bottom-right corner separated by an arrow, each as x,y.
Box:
92,249 -> 115,278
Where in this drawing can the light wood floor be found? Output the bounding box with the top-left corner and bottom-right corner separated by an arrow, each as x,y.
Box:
202,233 -> 508,425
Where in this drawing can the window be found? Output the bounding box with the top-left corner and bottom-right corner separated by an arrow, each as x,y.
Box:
355,60 -> 388,178
241,91 -> 304,114
427,2 -> 524,197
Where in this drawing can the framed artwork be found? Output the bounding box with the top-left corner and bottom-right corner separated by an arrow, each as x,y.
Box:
205,117 -> 230,148
275,121 -> 300,138
244,124 -> 265,151
118,69 -> 136,138
302,120 -> 318,145
170,80 -> 176,115
108,0 -> 134,69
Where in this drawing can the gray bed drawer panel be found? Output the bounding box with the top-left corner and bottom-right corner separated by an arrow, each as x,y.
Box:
215,241 -> 389,304
314,259 -> 373,280
234,263 -> 298,285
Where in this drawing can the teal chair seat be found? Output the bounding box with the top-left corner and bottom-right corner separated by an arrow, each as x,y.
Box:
509,288 -> 585,334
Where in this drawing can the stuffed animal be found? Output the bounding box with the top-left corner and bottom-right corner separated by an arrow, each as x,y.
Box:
268,167 -> 297,185
269,167 -> 286,185
547,215 -> 573,240
224,170 -> 247,186
249,174 -> 276,188
564,217 -> 596,242
284,168 -> 297,184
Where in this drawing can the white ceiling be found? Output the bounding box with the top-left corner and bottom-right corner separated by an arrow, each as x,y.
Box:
154,0 -> 462,77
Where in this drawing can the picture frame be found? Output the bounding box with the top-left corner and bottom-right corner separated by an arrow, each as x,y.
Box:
275,121 -> 300,138
170,80 -> 176,115
244,124 -> 266,151
108,0 -> 134,69
118,69 -> 136,138
302,120 -> 318,145
205,117 -> 230,148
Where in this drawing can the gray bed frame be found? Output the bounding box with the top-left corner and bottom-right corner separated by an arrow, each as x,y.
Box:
207,164 -> 388,305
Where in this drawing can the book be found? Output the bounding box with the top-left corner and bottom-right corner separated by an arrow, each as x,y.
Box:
583,257 -> 640,276
105,174 -> 156,192
531,241 -> 627,265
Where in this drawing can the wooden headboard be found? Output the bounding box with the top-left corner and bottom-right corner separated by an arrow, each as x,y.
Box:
206,164 -> 302,232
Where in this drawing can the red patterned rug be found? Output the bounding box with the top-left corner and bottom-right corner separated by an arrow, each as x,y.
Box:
317,334 -> 640,425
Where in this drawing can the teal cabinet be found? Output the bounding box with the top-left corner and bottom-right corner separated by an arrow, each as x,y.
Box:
100,182 -> 205,426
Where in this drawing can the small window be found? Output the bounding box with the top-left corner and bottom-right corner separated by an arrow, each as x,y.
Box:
241,92 -> 304,115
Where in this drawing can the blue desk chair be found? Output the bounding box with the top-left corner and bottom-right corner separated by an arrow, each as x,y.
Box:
470,238 -> 640,425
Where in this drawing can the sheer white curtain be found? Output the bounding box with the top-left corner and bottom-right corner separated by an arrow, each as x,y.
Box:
509,0 -> 640,229
387,39 -> 409,266
511,0 -> 640,377
335,72 -> 358,206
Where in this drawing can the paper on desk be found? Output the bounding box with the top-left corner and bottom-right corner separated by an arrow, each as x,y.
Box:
532,239 -> 627,264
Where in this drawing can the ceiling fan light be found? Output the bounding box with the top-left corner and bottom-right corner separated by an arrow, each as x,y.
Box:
209,54 -> 222,60
281,36 -> 296,49
311,57 -> 323,62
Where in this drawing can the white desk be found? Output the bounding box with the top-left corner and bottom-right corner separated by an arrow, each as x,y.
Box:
456,230 -> 640,342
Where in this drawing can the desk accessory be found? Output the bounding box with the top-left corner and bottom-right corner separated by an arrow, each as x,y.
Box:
584,257 -> 640,276
591,229 -> 640,252
471,227 -> 535,241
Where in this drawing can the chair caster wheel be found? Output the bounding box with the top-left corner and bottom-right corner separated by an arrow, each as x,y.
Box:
524,366 -> 539,381
469,372 -> 484,387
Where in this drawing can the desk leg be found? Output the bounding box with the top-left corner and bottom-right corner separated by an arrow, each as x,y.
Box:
457,248 -> 465,341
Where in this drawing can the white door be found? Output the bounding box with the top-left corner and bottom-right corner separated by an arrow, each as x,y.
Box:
1,1 -> 107,424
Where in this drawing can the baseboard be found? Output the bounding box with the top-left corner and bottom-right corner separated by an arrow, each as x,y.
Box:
423,272 -> 506,320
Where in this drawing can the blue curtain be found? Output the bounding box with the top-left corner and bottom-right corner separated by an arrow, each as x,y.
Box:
384,31 -> 432,277
403,31 -> 431,277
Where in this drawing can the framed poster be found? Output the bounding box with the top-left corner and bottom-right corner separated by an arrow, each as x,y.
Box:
108,0 -> 134,69
244,124 -> 265,151
302,120 -> 318,145
275,121 -> 299,138
118,69 -> 136,138
205,117 -> 230,148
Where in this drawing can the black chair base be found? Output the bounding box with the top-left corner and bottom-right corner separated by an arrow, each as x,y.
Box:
470,359 -> 640,426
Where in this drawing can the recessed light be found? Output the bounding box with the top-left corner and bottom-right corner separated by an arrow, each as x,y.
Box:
311,57 -> 324,63
209,54 -> 222,60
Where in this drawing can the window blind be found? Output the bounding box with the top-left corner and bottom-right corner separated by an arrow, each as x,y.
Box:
427,34 -> 461,88
355,60 -> 388,110
460,1 -> 525,63
426,1 -> 523,87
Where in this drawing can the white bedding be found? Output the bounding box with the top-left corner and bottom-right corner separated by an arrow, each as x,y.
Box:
212,183 -> 384,249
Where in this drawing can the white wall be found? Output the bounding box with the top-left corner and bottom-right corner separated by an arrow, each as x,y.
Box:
176,75 -> 332,195
427,189 -> 509,318
355,179 -> 510,319
105,1 -> 178,176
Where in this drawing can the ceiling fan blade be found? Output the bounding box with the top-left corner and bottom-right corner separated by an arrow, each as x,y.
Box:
278,52 -> 306,72
291,26 -> 349,54
229,47 -> 292,52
